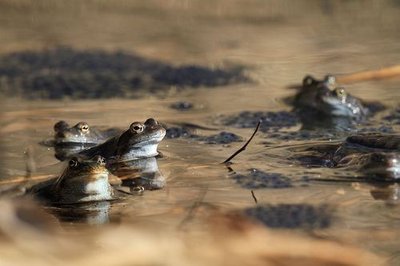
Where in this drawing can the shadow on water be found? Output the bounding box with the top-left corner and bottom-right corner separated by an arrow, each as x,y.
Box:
0,47 -> 250,99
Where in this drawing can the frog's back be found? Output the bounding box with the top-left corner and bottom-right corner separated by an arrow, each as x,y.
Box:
27,177 -> 59,202
79,136 -> 120,159
346,134 -> 400,150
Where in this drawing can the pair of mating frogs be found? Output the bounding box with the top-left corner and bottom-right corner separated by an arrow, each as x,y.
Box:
30,118 -> 166,205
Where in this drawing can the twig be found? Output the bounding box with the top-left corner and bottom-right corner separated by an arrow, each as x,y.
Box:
337,65 -> 400,84
251,190 -> 258,204
177,186 -> 208,231
287,65 -> 400,89
222,121 -> 261,164
0,174 -> 54,185
24,146 -> 36,178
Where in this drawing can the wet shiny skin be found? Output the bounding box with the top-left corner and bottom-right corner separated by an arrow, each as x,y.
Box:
29,155 -> 115,204
293,75 -> 368,120
79,118 -> 166,162
54,120 -> 121,145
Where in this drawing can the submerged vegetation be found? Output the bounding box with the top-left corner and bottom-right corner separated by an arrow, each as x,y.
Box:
0,47 -> 250,99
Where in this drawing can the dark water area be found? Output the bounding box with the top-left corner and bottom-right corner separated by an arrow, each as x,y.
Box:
1,1 -> 400,265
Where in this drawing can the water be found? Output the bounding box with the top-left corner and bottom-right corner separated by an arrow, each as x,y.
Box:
1,1 -> 400,265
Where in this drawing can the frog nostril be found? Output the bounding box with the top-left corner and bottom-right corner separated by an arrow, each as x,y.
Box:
95,156 -> 106,165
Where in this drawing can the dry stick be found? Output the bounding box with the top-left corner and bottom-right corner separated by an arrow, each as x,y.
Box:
337,65 -> 400,84
0,174 -> 54,185
222,121 -> 261,164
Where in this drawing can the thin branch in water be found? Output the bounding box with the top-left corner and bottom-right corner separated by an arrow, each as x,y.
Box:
177,186 -> 208,231
337,65 -> 400,84
0,175 -> 54,186
24,146 -> 36,178
251,190 -> 258,204
222,121 -> 261,164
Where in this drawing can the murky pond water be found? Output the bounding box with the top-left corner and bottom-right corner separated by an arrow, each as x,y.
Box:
1,1 -> 400,265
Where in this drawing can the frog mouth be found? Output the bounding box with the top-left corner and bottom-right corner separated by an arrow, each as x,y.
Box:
55,132 -> 97,144
89,167 -> 110,176
129,127 -> 166,146
72,170 -> 109,182
116,130 -> 165,161
320,96 -> 357,117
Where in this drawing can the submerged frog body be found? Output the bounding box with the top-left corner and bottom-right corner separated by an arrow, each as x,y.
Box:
335,152 -> 400,180
345,134 -> 400,151
54,120 -> 121,145
293,75 -> 368,124
80,118 -> 166,162
292,133 -> 400,180
332,133 -> 400,162
333,133 -> 400,180
29,155 -> 115,204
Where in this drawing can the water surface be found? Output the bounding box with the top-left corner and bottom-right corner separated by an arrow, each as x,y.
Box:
1,1 -> 400,265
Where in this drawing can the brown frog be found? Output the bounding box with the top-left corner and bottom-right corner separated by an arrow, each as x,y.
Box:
293,75 -> 368,121
29,155 -> 116,204
79,118 -> 166,162
54,120 -> 121,145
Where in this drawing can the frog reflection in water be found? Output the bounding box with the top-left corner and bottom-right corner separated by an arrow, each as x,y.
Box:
79,118 -> 166,162
29,155 -> 115,204
292,75 -> 369,129
110,157 -> 166,191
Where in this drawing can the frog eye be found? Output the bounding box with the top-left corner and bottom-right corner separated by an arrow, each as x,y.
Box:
334,87 -> 347,97
130,122 -> 144,134
69,158 -> 79,168
77,122 -> 90,133
303,75 -> 315,86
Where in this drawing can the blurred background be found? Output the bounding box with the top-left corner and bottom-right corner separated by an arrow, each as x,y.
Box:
0,0 -> 399,99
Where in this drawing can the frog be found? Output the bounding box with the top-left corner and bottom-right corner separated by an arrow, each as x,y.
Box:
334,151 -> 400,180
218,74 -> 381,132
291,75 -> 370,130
28,155 -> 116,204
79,118 -> 166,162
54,120 -> 122,145
291,133 -> 400,181
331,133 -> 400,180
